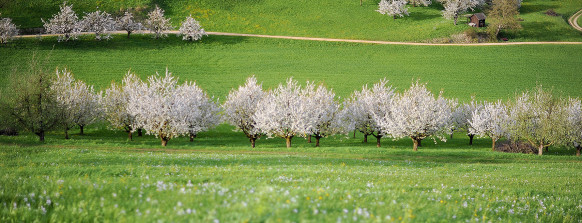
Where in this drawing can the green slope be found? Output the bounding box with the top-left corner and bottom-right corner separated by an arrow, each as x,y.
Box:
2,0 -> 582,42
2,35 -> 581,102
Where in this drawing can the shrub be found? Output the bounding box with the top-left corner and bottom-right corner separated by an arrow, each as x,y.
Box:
495,140 -> 537,154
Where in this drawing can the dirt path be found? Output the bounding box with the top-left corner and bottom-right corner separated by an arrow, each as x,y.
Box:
18,30 -> 582,46
568,9 -> 582,32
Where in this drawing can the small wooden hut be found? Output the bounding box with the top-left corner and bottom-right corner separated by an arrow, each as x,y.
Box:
468,13 -> 486,27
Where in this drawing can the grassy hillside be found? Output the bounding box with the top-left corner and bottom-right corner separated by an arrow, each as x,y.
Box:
1,35 -> 581,102
1,128 -> 581,221
2,0 -> 581,42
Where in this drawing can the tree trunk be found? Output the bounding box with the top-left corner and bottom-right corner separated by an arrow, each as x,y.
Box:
138,128 -> 143,137
250,137 -> 256,148
576,146 -> 581,157
315,136 -> 321,147
450,133 -> 453,139
363,134 -> 368,143
360,0 -> 362,6
491,138 -> 496,151
353,130 -> 356,139
65,127 -> 69,140
412,137 -> 420,151
308,135 -> 312,143
285,136 -> 293,148
538,144 -> 544,156
127,131 -> 133,141
38,131 -> 45,142
190,133 -> 195,142
376,135 -> 382,148
454,15 -> 458,25
161,137 -> 169,147
469,134 -> 474,145
127,31 -> 131,38
79,125 -> 84,135
393,15 -> 397,19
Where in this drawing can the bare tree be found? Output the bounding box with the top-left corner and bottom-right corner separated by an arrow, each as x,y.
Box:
0,54 -> 62,141
486,0 -> 521,40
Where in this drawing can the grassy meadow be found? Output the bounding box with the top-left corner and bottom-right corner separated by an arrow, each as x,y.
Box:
2,0 -> 582,220
2,0 -> 582,42
0,34 -> 582,221
1,126 -> 582,222
1,35 -> 582,102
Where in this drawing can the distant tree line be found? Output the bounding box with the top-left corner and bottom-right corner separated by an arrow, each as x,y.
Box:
0,2 -> 206,43
1,57 -> 580,156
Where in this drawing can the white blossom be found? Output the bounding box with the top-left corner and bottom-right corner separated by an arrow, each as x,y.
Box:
51,69 -> 101,138
469,100 -> 509,151
254,78 -> 312,148
42,2 -> 82,42
116,11 -> 143,38
302,82 -> 342,147
566,98 -> 582,156
0,17 -> 18,44
507,86 -> 568,155
178,15 -> 207,41
176,81 -> 220,141
100,72 -> 142,140
343,79 -> 395,147
409,0 -> 432,7
438,0 -> 484,25
377,0 -> 410,19
449,97 -> 483,144
80,10 -> 116,40
145,6 -> 172,39
126,69 -> 218,146
222,76 -> 265,148
381,81 -> 451,151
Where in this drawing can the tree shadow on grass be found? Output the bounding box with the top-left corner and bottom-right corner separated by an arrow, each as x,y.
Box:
11,34 -> 248,52
2,126 -> 579,168
516,21 -> 580,41
407,10 -> 442,21
520,3 -> 558,14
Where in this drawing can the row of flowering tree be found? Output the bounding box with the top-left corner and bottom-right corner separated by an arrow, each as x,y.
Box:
3,69 -> 581,155
0,3 -> 207,44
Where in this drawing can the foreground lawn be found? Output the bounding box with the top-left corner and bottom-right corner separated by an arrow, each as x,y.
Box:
2,0 -> 582,42
1,126 -> 581,222
2,35 -> 582,102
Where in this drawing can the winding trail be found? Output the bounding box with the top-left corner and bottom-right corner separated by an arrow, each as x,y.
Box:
568,9 -> 582,32
18,30 -> 582,46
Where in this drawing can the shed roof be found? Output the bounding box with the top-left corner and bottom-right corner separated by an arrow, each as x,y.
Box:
473,13 -> 487,20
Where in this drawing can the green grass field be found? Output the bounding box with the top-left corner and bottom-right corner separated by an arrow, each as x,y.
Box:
1,35 -> 582,102
2,1 -> 582,221
2,0 -> 582,42
1,125 -> 582,222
